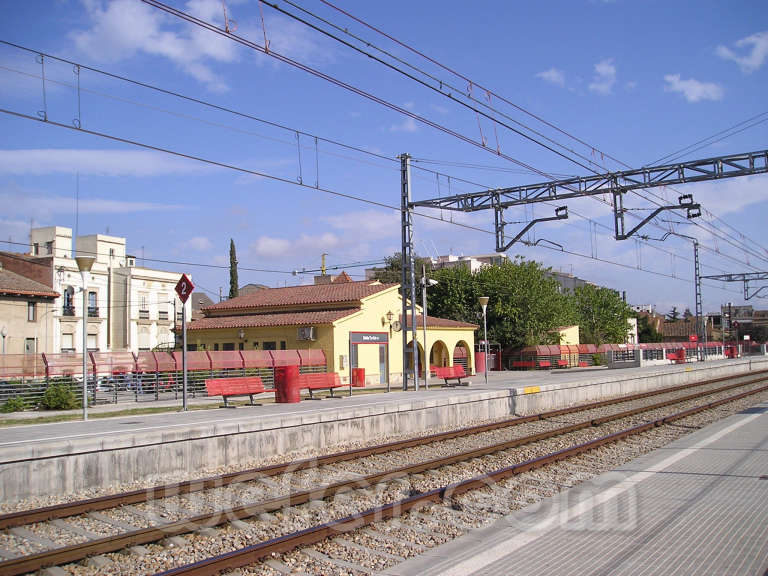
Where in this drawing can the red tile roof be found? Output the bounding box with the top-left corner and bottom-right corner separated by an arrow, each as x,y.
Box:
188,308 -> 359,330
0,268 -> 59,299
204,280 -> 397,313
403,313 -> 478,329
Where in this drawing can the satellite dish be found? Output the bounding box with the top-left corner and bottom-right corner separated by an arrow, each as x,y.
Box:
392,320 -> 402,332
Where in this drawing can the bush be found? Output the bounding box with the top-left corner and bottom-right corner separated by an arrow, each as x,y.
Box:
592,353 -> 604,366
1,396 -> 27,413
41,382 -> 78,410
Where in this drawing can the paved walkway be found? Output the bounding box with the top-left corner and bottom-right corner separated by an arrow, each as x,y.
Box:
387,401 -> 768,576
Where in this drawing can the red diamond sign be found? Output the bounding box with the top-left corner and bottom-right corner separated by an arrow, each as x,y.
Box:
175,274 -> 194,304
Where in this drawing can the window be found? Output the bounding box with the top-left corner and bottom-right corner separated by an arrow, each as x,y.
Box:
263,341 -> 276,351
238,342 -> 244,351
61,333 -> 74,352
27,301 -> 37,322
280,341 -> 286,350
63,286 -> 75,316
45,241 -> 53,255
87,291 -> 98,317
25,338 -> 36,354
139,292 -> 149,319
187,343 -> 197,351
213,343 -> 219,351
87,333 -> 98,350
222,343 -> 235,351
109,248 -> 115,258
32,243 -> 39,255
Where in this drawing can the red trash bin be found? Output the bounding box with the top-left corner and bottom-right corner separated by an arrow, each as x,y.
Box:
351,367 -> 365,388
276,365 -> 301,403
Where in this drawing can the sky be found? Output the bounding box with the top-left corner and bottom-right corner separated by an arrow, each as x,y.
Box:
0,0 -> 767,315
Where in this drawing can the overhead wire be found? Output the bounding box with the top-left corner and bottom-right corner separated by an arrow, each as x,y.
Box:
283,0 -> 768,265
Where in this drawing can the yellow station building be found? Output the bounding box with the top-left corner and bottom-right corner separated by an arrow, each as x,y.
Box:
186,277 -> 477,386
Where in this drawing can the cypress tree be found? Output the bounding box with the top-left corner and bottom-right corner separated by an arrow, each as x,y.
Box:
229,239 -> 238,299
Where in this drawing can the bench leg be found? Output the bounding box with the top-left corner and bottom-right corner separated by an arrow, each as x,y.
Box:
220,395 -> 236,409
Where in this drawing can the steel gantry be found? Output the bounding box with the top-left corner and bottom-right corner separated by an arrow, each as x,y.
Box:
410,148 -> 767,250
701,272 -> 768,300
398,148 -> 767,380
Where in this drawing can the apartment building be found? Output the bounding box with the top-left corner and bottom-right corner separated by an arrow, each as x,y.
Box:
0,226 -> 191,354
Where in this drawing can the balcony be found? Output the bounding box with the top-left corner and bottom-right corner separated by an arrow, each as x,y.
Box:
87,306 -> 99,318
139,309 -> 150,320
158,310 -> 169,321
62,305 -> 75,316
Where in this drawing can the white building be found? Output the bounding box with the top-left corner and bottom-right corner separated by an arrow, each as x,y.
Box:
27,226 -> 191,354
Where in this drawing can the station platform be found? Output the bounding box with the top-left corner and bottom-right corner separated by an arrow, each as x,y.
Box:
387,400 -> 768,576
0,357 -> 765,502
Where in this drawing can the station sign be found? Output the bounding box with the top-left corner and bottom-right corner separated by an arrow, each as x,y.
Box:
350,332 -> 389,344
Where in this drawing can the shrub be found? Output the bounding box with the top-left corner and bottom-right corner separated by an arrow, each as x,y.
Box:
592,353 -> 604,366
1,396 -> 26,413
41,382 -> 78,410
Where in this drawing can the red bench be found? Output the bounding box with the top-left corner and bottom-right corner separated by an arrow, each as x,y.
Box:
556,359 -> 569,368
205,376 -> 271,408
433,365 -> 469,387
578,361 -> 588,368
537,360 -> 551,369
512,360 -> 536,370
297,372 -> 345,399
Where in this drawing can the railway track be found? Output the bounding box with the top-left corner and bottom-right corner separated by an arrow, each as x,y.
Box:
0,372 -> 766,575
157,384 -> 768,576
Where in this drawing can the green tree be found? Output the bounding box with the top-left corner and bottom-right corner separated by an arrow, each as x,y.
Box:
372,253 -> 432,287
573,284 -> 633,346
229,239 -> 238,300
637,314 -> 663,343
666,306 -> 680,322
428,258 -> 574,349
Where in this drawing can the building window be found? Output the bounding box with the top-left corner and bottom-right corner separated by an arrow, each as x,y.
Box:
158,310 -> 169,321
253,342 -> 259,349
45,241 -> 53,255
87,333 -> 98,351
263,341 -> 276,351
28,301 -> 37,322
187,344 -> 198,351
32,243 -> 39,255
63,286 -> 75,316
25,338 -> 36,354
87,291 -> 98,317
280,341 -> 286,350
61,333 -> 74,352
222,342 -> 235,351
139,292 -> 149,319
238,342 -> 244,351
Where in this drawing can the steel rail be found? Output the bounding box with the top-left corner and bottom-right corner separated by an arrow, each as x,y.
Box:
1,374 -> 764,576
155,383 -> 768,576
1,368 -> 762,531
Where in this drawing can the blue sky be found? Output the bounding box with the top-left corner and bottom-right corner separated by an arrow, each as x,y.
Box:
1,0 -> 767,315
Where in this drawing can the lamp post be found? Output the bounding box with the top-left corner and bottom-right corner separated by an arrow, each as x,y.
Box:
478,296 -> 489,385
1,325 -> 7,355
76,256 -> 95,421
421,267 -> 438,389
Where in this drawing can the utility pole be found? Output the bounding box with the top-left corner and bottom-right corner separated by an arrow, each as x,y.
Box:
400,154 -> 418,391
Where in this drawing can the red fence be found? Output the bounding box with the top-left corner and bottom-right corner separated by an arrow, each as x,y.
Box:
0,350 -> 327,379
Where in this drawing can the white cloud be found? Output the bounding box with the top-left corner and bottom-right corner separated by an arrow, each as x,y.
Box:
72,0 -> 238,92
0,149 -> 205,176
588,59 -> 616,95
389,116 -> 419,133
536,68 -> 566,87
663,74 -> 723,103
716,31 -> 768,74
680,174 -> 768,216
248,233 -> 341,261
0,189 -> 184,222
187,236 -> 213,251
321,210 -> 399,237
